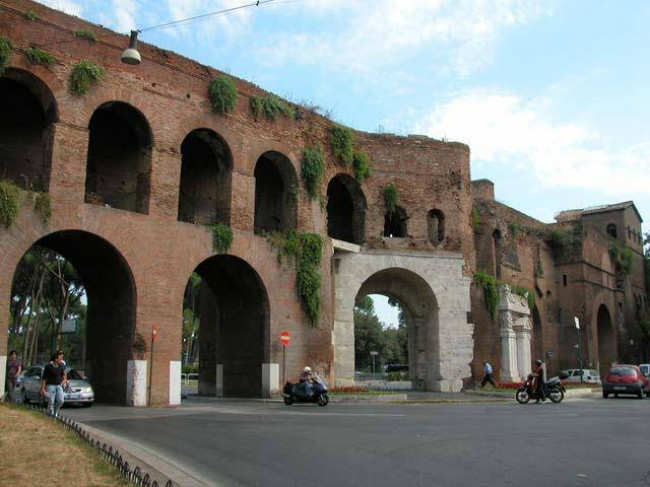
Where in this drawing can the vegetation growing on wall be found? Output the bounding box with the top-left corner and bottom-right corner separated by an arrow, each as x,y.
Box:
301,145 -> 324,199
69,60 -> 104,96
609,244 -> 634,274
208,223 -> 233,254
34,192 -> 52,224
25,10 -> 38,21
73,29 -> 96,42
474,272 -> 535,320
25,47 -> 55,66
472,207 -> 481,229
249,94 -> 295,120
509,222 -> 522,238
266,230 -> 323,326
208,75 -> 237,114
353,150 -> 372,183
0,180 -> 21,228
329,124 -> 354,166
383,183 -> 399,215
249,96 -> 263,118
0,36 -> 12,74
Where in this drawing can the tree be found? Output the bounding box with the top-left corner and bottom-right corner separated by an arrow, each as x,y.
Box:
354,296 -> 386,371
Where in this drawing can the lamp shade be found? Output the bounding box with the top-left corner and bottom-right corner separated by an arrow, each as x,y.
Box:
121,30 -> 141,65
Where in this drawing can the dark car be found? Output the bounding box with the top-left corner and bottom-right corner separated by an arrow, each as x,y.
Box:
20,365 -> 95,407
602,364 -> 649,399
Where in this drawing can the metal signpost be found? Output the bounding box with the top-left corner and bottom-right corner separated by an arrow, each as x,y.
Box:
280,331 -> 290,385
574,317 -> 583,386
370,351 -> 379,378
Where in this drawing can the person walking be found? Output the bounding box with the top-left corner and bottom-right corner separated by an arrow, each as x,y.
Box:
40,350 -> 67,417
480,361 -> 497,388
5,350 -> 22,402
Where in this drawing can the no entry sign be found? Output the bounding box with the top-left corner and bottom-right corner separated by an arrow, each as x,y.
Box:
280,330 -> 290,346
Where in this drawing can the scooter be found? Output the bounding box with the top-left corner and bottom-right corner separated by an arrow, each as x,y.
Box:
283,373 -> 329,406
516,374 -> 565,404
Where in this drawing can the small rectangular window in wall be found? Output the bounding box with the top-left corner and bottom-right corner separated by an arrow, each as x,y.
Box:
557,308 -> 562,324
466,311 -> 473,324
563,275 -> 567,286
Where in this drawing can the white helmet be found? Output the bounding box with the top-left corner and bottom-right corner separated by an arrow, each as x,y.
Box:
303,366 -> 312,372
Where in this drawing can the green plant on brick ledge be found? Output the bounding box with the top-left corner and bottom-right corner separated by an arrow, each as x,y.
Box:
301,145 -> 324,200
25,10 -> 39,21
329,124 -> 354,166
33,192 -> 52,224
266,230 -> 323,326
474,271 -> 499,320
208,222 -> 233,254
383,183 -> 399,215
25,47 -> 55,67
208,75 -> 237,114
69,60 -> 104,96
0,180 -> 21,229
73,29 -> 96,42
353,150 -> 372,183
0,36 -> 12,74
249,94 -> 294,120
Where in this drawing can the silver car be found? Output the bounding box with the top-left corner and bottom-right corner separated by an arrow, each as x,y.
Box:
20,365 -> 95,407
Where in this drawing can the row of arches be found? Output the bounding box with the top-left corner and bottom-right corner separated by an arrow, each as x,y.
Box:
1,68 -> 449,246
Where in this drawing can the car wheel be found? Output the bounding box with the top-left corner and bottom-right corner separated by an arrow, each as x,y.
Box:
602,391 -> 608,399
614,393 -> 618,398
82,403 -> 92,408
283,396 -> 293,406
638,389 -> 644,399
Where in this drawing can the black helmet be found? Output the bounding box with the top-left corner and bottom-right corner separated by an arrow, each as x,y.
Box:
535,359 -> 543,365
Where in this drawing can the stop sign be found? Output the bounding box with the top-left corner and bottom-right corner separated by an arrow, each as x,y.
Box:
280,330 -> 290,346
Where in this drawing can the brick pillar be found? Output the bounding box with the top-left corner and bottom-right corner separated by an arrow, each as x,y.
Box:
230,171 -> 255,232
149,149 -> 181,220
49,122 -> 89,204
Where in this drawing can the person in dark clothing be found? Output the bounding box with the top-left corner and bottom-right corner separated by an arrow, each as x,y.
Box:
5,350 -> 22,401
480,361 -> 497,388
532,359 -> 546,403
40,351 -> 67,417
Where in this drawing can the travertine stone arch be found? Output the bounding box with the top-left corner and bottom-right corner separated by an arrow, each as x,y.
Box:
333,250 -> 472,392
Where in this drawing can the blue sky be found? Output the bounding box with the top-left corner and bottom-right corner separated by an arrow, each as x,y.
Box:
37,0 -> 650,326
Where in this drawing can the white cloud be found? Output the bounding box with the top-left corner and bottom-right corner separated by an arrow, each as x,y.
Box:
36,0 -> 83,17
254,0 -> 548,75
112,0 -> 138,32
413,89 -> 650,196
161,0 -> 253,39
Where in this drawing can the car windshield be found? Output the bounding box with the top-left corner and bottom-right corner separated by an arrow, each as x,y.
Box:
610,366 -> 636,376
66,369 -> 85,380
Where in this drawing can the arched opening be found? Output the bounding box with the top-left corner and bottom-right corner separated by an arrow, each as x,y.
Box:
8,231 -> 135,404
354,294 -> 408,384
327,174 -> 366,244
383,207 -> 408,238
606,223 -> 617,239
427,209 -> 445,246
254,151 -> 297,235
85,102 -> 152,214
355,268 -> 438,391
185,256 -> 269,398
0,69 -> 58,191
597,304 -> 616,374
178,129 -> 232,225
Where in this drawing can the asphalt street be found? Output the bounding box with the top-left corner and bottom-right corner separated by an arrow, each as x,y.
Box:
62,397 -> 650,487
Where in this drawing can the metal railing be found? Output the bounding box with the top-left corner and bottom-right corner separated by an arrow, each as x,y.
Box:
25,403 -> 174,487
180,372 -> 198,386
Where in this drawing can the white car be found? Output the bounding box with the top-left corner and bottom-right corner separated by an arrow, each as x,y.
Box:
562,368 -> 601,384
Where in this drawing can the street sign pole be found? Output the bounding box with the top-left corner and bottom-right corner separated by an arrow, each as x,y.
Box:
280,331 -> 290,386
370,351 -> 379,379
574,317 -> 583,386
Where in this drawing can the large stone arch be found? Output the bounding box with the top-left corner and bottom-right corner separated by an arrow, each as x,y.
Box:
596,303 -> 616,373
190,255 -> 271,398
85,101 -> 153,214
178,128 -> 232,225
0,67 -> 59,191
333,250 -> 472,392
327,174 -> 366,245
6,230 -> 136,404
253,151 -> 298,235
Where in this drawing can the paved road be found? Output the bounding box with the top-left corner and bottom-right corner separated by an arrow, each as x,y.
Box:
63,397 -> 650,487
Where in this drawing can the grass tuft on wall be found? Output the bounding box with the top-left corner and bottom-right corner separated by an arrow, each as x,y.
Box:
69,60 -> 104,96
208,75 -> 237,114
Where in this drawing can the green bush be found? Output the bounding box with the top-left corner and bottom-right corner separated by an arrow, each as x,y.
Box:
207,75 -> 237,114
208,223 -> 233,254
0,180 -> 21,228
34,192 -> 52,224
301,145 -> 324,199
249,96 -> 263,119
249,94 -> 294,120
25,47 -> 55,66
0,36 -> 12,74
73,29 -> 96,42
472,207 -> 481,228
26,10 -> 39,21
383,183 -> 399,215
353,150 -> 372,183
69,60 -> 104,96
182,363 -> 199,374
474,271 -> 499,320
329,124 -> 354,166
610,244 -> 634,274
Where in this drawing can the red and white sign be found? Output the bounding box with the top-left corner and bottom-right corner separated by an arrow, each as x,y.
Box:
280,330 -> 290,346
152,325 -> 158,341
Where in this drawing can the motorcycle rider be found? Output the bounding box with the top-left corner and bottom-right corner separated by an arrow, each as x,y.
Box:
532,359 -> 546,403
298,366 -> 314,397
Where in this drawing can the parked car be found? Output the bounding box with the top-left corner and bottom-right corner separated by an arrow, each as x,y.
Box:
561,368 -> 601,384
639,364 -> 650,378
20,365 -> 94,407
602,364 -> 650,399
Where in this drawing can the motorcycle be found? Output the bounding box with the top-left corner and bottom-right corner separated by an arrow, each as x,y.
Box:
283,373 -> 329,406
516,373 -> 565,404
